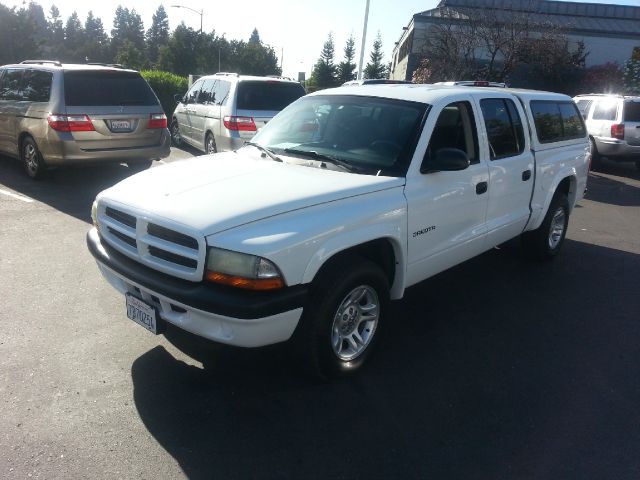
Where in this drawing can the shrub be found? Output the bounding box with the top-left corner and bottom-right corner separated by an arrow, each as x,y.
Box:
141,70 -> 188,118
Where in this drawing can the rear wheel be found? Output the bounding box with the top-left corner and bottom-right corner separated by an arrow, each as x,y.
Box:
21,136 -> 46,179
170,119 -> 182,147
127,160 -> 153,172
298,256 -> 389,379
205,133 -> 217,155
521,192 -> 569,261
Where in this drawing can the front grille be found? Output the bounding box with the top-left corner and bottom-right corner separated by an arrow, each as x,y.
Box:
148,246 -> 198,269
99,202 -> 204,281
108,227 -> 137,248
105,207 -> 136,228
148,223 -> 198,250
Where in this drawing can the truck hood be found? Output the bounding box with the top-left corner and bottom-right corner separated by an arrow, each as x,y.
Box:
98,152 -> 405,236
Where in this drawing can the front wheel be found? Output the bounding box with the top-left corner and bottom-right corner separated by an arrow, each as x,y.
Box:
521,192 -> 569,260
170,120 -> 182,147
298,257 -> 389,379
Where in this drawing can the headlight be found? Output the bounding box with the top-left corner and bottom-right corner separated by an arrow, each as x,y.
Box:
91,201 -> 98,228
205,247 -> 284,291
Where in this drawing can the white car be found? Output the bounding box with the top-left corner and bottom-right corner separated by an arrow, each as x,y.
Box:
88,84 -> 589,378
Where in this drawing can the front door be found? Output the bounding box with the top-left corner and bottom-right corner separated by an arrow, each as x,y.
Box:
405,99 -> 490,287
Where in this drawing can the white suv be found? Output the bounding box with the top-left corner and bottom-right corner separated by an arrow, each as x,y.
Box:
574,94 -> 640,170
171,73 -> 305,154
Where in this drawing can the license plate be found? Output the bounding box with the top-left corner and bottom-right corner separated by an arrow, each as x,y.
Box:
110,120 -> 132,132
126,294 -> 158,334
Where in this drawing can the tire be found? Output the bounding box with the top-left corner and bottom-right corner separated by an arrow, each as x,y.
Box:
205,132 -> 217,155
298,256 -> 389,379
127,159 -> 153,172
589,138 -> 602,171
521,192 -> 570,261
21,136 -> 46,179
170,119 -> 182,147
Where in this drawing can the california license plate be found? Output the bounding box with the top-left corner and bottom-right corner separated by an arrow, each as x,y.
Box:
110,120 -> 132,132
126,294 -> 158,334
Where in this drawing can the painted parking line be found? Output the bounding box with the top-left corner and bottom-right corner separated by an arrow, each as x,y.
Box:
0,189 -> 34,203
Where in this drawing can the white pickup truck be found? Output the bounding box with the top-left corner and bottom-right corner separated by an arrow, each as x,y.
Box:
88,85 -> 589,377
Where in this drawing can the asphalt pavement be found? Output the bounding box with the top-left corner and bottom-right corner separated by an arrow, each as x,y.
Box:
1,149 -> 639,479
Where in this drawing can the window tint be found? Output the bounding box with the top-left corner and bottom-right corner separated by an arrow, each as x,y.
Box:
237,81 -> 305,111
426,101 -> 478,164
530,101 -> 563,143
0,69 -> 24,101
592,100 -> 618,121
21,70 -> 53,102
624,101 -> 640,122
216,80 -> 230,105
575,99 -> 592,118
480,98 -> 525,159
64,71 -> 158,106
199,79 -> 216,104
558,102 -> 586,139
185,79 -> 203,104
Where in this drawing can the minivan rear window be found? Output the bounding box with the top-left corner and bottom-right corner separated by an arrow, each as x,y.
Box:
624,102 -> 640,122
236,81 -> 305,111
64,71 -> 158,106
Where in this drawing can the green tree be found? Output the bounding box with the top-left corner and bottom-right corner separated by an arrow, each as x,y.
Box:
64,12 -> 86,62
158,23 -> 199,76
336,35 -> 357,84
84,12 -> 109,62
363,33 -> 387,79
308,33 -> 338,90
146,5 -> 170,67
45,5 -> 65,60
112,6 -> 145,58
115,39 -> 145,69
249,28 -> 260,45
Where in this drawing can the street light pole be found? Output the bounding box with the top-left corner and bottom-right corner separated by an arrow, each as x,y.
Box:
170,5 -> 203,34
357,0 -> 370,80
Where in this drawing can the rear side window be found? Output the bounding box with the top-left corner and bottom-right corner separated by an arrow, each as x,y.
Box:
216,80 -> 230,105
185,79 -> 203,104
575,99 -> 592,118
21,70 -> 53,102
64,71 -> 158,106
198,79 -> 215,104
591,100 -> 618,121
480,98 -> 525,159
624,101 -> 640,122
237,81 -> 305,111
531,101 -> 586,143
0,69 -> 24,101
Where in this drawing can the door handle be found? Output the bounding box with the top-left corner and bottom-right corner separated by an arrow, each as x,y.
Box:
476,181 -> 488,195
522,170 -> 532,181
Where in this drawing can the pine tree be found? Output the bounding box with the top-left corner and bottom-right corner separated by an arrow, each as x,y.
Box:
336,35 -> 357,85
112,6 -> 145,58
363,33 -> 387,80
45,5 -> 65,60
84,12 -> 109,62
309,33 -> 338,89
146,5 -> 170,67
249,28 -> 261,45
64,12 -> 86,62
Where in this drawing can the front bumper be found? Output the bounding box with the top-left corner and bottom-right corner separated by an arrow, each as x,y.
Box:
87,228 -> 307,347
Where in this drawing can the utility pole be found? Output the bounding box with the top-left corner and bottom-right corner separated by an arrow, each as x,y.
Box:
357,0 -> 370,80
170,5 -> 203,34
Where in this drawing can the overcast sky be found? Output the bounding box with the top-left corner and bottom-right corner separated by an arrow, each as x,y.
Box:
3,0 -> 638,77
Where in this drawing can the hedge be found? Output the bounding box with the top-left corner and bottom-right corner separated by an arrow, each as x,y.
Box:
141,70 -> 188,118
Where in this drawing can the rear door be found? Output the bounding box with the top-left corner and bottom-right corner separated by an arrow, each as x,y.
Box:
63,70 -> 164,151
623,100 -> 640,146
0,68 -> 24,155
234,80 -> 305,140
476,94 -> 534,246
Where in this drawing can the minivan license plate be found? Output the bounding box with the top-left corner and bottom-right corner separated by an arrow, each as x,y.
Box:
110,120 -> 131,131
126,294 -> 158,334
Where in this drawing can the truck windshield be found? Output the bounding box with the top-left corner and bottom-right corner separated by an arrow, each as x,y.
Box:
250,95 -> 428,176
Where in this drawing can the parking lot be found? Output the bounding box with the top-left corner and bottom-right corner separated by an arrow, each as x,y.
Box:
1,149 -> 639,479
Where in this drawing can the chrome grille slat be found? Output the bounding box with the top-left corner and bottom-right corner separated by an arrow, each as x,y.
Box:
148,223 -> 198,250
139,234 -> 200,260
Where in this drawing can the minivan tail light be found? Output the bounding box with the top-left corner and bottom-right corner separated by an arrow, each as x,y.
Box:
611,123 -> 624,140
148,113 -> 168,129
223,116 -> 257,132
47,114 -> 95,132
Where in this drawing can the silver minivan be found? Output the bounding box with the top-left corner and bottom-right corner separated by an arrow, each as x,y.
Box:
574,93 -> 640,170
171,73 -> 306,154
0,61 -> 171,179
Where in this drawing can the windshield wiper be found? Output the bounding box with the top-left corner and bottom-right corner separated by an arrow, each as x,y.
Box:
283,148 -> 360,173
245,142 -> 282,162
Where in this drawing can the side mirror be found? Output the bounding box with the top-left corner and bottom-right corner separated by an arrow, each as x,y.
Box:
421,148 -> 470,174
175,93 -> 186,104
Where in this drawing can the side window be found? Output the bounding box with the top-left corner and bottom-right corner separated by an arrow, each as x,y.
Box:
575,99 -> 592,119
530,101 -> 563,143
558,102 -> 586,139
591,100 -> 618,121
186,79 -> 203,104
199,79 -> 215,104
426,101 -> 478,165
21,70 -> 53,102
0,69 -> 24,101
480,98 -> 525,159
217,80 -> 230,105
